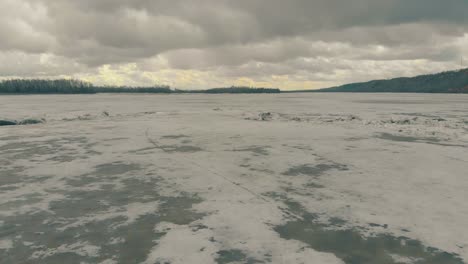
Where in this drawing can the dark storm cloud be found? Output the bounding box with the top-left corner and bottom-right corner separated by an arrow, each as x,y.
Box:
0,0 -> 467,88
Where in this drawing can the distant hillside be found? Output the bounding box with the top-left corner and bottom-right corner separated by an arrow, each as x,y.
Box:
314,68 -> 468,93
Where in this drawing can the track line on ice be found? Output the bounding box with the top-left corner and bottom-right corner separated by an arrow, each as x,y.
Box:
144,128 -> 303,221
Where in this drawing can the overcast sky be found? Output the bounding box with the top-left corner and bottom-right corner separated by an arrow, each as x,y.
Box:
1,0 -> 467,90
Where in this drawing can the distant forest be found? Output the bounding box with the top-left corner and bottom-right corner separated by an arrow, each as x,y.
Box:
311,68 -> 468,93
2,68 -> 468,94
0,79 -> 96,94
185,87 -> 281,94
0,79 -> 280,94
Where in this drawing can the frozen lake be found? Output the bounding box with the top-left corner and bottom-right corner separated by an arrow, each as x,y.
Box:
1,93 -> 467,264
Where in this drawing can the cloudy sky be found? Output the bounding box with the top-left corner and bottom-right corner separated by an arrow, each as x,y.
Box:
1,0 -> 467,90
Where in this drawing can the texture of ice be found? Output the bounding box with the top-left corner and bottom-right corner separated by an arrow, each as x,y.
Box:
0,239 -> 13,250
0,93 -> 467,263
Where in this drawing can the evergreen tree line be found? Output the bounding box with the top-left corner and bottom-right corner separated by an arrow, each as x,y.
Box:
95,86 -> 172,94
0,79 -> 95,94
203,87 -> 280,94
0,79 -> 280,94
175,86 -> 280,94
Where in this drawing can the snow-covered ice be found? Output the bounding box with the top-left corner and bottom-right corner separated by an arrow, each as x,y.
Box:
0,93 -> 467,263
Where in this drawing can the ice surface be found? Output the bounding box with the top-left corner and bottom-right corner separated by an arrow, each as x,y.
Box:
0,93 -> 467,263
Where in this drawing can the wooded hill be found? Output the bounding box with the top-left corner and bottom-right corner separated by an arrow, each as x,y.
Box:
313,68 -> 468,93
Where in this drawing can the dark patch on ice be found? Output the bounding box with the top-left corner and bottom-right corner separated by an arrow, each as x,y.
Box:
66,162 -> 141,188
346,137 -> 366,142
329,217 -> 347,227
319,115 -> 361,123
216,249 -> 263,264
49,191 -> 112,218
128,146 -> 159,154
245,112 -> 275,121
285,144 -> 315,152
18,118 -> 45,125
93,162 -> 141,176
65,175 -> 100,188
304,182 -> 325,189
0,141 -> 60,157
0,166 -> 39,188
0,135 -> 23,141
23,175 -> 53,185
62,114 -> 94,121
191,224 -> 209,232
268,193 -> 463,264
113,215 -> 163,264
102,137 -> 129,142
249,167 -> 275,174
0,118 -> 45,127
0,185 -> 18,191
0,120 -> 17,126
259,112 -> 273,121
398,112 -> 446,120
161,134 -> 190,139
0,169 -> 24,186
369,223 -> 389,229
282,163 -> 348,177
47,155 -> 80,163
376,133 -> 466,148
159,145 -> 203,153
1,174 -> 206,263
232,146 -> 270,156
0,193 -> 43,211
0,137 -> 95,162
355,100 -> 432,105
376,133 -> 440,143
382,117 -> 421,125
158,195 -> 206,225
